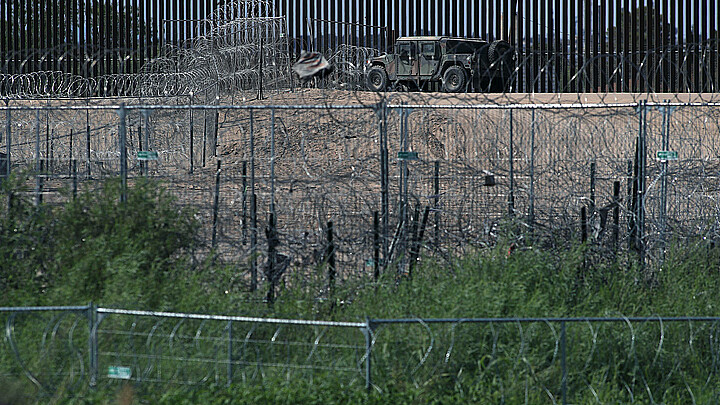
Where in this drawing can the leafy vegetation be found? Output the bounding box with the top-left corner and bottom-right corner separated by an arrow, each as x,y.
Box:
3,174 -> 720,404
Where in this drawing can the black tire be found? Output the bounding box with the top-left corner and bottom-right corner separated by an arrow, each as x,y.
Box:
366,66 -> 388,92
442,66 -> 467,93
488,40 -> 515,76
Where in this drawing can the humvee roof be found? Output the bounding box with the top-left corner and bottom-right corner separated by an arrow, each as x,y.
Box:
396,36 -> 488,43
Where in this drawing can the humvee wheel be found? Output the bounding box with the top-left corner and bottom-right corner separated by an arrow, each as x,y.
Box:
442,66 -> 467,93
366,66 -> 388,91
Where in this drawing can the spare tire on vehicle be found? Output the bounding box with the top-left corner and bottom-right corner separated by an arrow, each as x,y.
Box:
488,40 -> 515,77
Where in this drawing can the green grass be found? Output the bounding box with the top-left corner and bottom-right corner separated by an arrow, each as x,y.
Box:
3,175 -> 720,403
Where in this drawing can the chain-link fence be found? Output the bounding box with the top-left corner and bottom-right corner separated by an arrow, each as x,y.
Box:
3,98 -> 720,290
3,305 -> 720,403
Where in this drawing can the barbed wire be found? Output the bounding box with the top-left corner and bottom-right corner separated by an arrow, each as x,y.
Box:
3,307 -> 720,401
3,41 -> 720,103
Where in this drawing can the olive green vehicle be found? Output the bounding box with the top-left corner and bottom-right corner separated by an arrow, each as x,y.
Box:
364,36 -> 516,93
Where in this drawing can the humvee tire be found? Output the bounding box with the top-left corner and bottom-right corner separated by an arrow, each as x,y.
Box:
442,66 -> 467,93
366,66 -> 388,91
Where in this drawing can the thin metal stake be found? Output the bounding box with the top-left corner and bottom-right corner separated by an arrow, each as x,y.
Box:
189,94 -> 194,174
118,104 -> 127,203
508,109 -> 515,216
529,109 -> 536,238
250,110 -> 257,292
5,104 -> 11,178
212,159 -> 222,248
86,105 -> 91,177
35,111 -> 41,206
270,108 -> 275,217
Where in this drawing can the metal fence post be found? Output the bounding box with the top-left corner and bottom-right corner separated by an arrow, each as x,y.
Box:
4,101 -> 10,179
86,102 -> 91,177
270,108 -> 275,217
250,110 -> 257,292
561,321 -> 567,405
227,320 -> 233,386
34,111 -> 41,206
529,109 -> 536,239
379,102 -> 389,267
189,93 -> 194,174
508,109 -> 515,216
638,101 -> 647,266
659,100 -> 670,264
364,318 -> 373,392
212,159 -> 222,248
142,109 -> 150,176
118,104 -> 127,203
88,302 -> 98,388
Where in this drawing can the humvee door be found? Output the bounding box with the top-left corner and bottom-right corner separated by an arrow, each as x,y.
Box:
419,42 -> 440,77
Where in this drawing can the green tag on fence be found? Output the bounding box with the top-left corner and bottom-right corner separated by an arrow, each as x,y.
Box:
397,151 -> 419,160
108,366 -> 132,379
137,151 -> 159,161
656,151 -> 678,161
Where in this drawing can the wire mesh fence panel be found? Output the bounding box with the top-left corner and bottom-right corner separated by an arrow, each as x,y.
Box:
5,100 -> 720,291
0,307 -> 92,400
369,318 -> 720,402
94,310 -> 367,388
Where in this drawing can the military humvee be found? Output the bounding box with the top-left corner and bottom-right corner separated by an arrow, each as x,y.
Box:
364,36 -> 515,93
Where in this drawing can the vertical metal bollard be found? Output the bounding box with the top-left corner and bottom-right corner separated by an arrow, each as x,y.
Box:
560,321 -> 567,405
118,104 -> 127,203
212,159 -> 222,248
